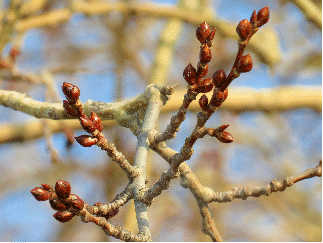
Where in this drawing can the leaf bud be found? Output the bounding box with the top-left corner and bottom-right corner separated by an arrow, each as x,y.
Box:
257,6 -> 269,26
90,111 -> 103,132
55,180 -> 71,199
212,89 -> 228,102
199,94 -> 208,111
199,44 -> 212,63
53,211 -> 75,223
30,187 -> 52,201
62,82 -> 80,102
183,63 -> 196,86
217,124 -> 230,132
41,184 -> 53,191
250,10 -> 257,25
197,78 -> 214,93
237,54 -> 253,73
71,198 -> 84,211
75,135 -> 98,147
217,131 -> 233,143
206,28 -> 216,43
212,69 -> 226,88
236,19 -> 252,40
79,117 -> 97,133
63,100 -> 78,117
196,22 -> 211,43
50,198 -> 70,211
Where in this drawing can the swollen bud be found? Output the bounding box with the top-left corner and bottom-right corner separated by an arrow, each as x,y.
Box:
196,22 -> 211,43
80,117 -> 97,133
237,54 -> 253,73
71,199 -> 84,211
90,112 -> 103,132
55,180 -> 71,199
197,78 -> 214,93
199,44 -> 212,63
199,94 -> 208,111
62,82 -> 80,102
257,6 -> 269,26
50,198 -> 70,211
63,100 -> 78,117
212,69 -> 226,88
53,211 -> 75,223
216,131 -> 233,143
75,135 -> 98,147
30,187 -> 52,201
183,63 -> 196,86
236,19 -> 252,40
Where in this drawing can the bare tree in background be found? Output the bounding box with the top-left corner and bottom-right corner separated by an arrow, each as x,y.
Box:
0,0 -> 321,241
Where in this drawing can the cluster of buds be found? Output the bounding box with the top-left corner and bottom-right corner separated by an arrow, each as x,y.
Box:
183,22 -> 216,94
62,82 -> 103,147
31,180 -> 85,223
208,125 -> 233,144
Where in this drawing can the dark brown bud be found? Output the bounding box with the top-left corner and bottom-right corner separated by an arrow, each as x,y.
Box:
206,29 -> 216,42
71,199 -> 84,211
217,124 -> 229,132
55,180 -> 71,199
62,82 -> 80,102
196,63 -> 208,81
50,198 -> 70,211
93,202 -> 103,206
250,10 -> 257,25
53,211 -> 75,223
217,131 -> 233,143
197,78 -> 214,93
199,94 -> 208,111
196,22 -> 211,43
63,100 -> 78,117
90,111 -> 103,132
212,69 -> 226,88
79,117 -> 97,133
41,184 -> 53,191
183,63 -> 196,86
199,44 -> 212,63
237,54 -> 253,73
257,6 -> 269,26
236,19 -> 252,40
30,187 -> 52,201
75,135 -> 98,147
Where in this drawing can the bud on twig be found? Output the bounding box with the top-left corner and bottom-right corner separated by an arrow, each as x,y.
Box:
63,100 -> 78,117
55,180 -> 71,199
212,69 -> 226,88
50,198 -> 70,211
196,22 -> 211,43
199,44 -> 212,63
53,211 -> 75,223
30,187 -> 52,201
250,10 -> 257,25
199,94 -> 208,111
71,198 -> 84,211
236,19 -> 252,40
62,82 -> 80,102
257,6 -> 269,26
237,54 -> 253,73
216,131 -> 233,143
41,184 -> 53,191
75,135 -> 98,147
197,78 -> 214,93
206,28 -> 216,44
183,63 -> 196,86
80,117 -> 97,133
217,124 -> 229,132
90,112 -> 103,132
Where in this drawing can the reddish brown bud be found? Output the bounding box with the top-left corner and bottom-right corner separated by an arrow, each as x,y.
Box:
196,22 -> 211,43
196,63 -> 208,81
75,135 -> 98,147
206,29 -> 216,43
63,100 -> 78,117
237,54 -> 253,73
183,63 -> 196,86
53,211 -> 75,223
79,117 -> 96,133
41,184 -> 53,191
212,69 -> 226,88
71,199 -> 84,211
199,94 -> 208,111
199,45 -> 212,63
197,78 -> 214,93
257,6 -> 269,26
212,89 -> 227,102
217,124 -> 230,132
55,180 -> 71,199
50,198 -> 70,211
236,19 -> 252,40
90,111 -> 103,132
250,10 -> 257,25
217,131 -> 233,143
62,82 -> 80,102
31,187 -> 52,201
93,202 -> 103,206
